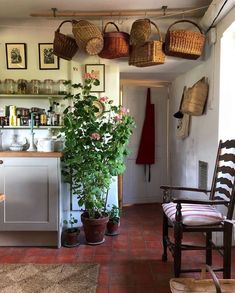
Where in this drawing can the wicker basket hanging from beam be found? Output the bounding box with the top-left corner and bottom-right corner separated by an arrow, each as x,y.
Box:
98,22 -> 130,59
129,20 -> 165,67
53,20 -> 78,61
130,18 -> 151,46
72,20 -> 103,55
164,20 -> 205,60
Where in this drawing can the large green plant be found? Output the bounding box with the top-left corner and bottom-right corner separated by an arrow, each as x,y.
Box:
61,74 -> 135,218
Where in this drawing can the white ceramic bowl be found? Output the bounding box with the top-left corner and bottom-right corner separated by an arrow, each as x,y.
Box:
9,145 -> 24,151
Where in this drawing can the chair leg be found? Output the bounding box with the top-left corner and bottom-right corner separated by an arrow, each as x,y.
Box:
223,221 -> 233,278
174,221 -> 183,277
206,231 -> 212,266
162,212 -> 168,262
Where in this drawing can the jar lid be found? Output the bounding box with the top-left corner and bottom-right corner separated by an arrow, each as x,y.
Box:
31,79 -> 40,82
44,79 -> 53,82
5,79 -> 14,82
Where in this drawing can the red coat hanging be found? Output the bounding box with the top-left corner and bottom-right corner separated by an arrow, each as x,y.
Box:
136,88 -> 155,181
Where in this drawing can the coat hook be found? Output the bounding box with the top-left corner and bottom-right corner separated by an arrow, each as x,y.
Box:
161,5 -> 168,16
51,8 -> 57,18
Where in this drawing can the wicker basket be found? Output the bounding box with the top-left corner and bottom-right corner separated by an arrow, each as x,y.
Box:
181,77 -> 209,116
72,20 -> 103,55
53,20 -> 78,61
98,22 -> 129,59
170,266 -> 235,293
164,20 -> 205,60
130,18 -> 151,46
129,21 -> 165,67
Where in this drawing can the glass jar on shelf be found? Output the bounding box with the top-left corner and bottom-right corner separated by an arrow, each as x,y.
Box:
4,79 -> 15,94
30,79 -> 41,94
57,80 -> 68,95
17,79 -> 28,94
43,79 -> 54,95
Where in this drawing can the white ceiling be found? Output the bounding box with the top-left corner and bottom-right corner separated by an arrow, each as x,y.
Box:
0,0 -> 212,19
0,0 -> 213,81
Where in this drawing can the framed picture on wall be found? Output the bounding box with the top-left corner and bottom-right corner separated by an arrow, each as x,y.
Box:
5,43 -> 27,69
38,43 -> 59,70
85,64 -> 105,92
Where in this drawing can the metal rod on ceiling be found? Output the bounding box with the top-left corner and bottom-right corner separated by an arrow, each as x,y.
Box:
30,6 -> 209,18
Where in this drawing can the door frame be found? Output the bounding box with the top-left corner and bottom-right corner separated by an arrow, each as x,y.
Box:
118,79 -> 171,207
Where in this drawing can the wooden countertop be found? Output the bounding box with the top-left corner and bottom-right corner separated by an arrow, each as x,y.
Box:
0,151 -> 63,157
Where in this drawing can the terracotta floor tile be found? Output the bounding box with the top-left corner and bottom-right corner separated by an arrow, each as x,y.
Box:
2,204 -> 235,292
109,286 -> 135,293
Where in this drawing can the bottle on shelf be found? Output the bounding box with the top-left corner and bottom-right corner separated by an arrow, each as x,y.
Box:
57,80 -> 68,95
43,79 -> 54,95
17,79 -> 28,94
40,111 -> 47,126
30,79 -> 41,94
4,79 -> 15,94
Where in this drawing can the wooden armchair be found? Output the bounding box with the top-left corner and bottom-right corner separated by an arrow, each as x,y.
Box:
161,139 -> 235,278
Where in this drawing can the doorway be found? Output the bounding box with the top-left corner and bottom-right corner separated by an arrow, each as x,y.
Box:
121,83 -> 169,205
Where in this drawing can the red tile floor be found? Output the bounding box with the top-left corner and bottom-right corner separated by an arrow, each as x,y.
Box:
0,203 -> 235,292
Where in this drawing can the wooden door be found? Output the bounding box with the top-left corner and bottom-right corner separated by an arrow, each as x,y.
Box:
122,86 -> 168,205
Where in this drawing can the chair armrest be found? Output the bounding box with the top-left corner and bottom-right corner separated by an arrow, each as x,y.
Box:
160,185 -> 210,193
173,198 -> 229,205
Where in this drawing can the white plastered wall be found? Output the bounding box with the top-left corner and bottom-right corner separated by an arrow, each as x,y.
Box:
0,19 -> 119,226
169,6 -> 235,244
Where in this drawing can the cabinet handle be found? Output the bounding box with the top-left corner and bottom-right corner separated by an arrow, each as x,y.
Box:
0,160 -> 3,164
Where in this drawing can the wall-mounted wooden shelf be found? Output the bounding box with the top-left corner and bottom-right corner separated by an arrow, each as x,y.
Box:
0,94 -> 65,99
0,126 -> 62,129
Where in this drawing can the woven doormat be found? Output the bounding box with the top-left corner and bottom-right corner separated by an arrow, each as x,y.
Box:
0,263 -> 99,293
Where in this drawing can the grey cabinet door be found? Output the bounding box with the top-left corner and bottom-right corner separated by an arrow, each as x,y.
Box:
0,157 -> 59,231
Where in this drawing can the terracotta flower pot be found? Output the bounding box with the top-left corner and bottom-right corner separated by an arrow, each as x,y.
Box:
63,228 -> 80,247
81,212 -> 109,245
106,219 -> 120,236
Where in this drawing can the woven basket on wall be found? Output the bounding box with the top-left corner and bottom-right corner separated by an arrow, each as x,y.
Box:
98,22 -> 130,59
164,20 -> 205,60
130,18 -> 151,46
181,77 -> 209,116
53,20 -> 78,61
129,21 -> 165,67
72,20 -> 103,55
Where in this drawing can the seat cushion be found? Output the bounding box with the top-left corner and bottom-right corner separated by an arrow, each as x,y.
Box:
162,202 -> 224,226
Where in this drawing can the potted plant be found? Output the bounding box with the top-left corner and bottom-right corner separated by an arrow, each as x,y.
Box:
61,73 -> 135,245
63,213 -> 80,247
106,204 -> 121,236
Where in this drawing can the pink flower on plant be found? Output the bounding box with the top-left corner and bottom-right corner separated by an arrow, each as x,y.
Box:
120,106 -> 130,114
84,72 -> 97,79
90,132 -> 100,140
114,114 -> 122,122
99,96 -> 109,103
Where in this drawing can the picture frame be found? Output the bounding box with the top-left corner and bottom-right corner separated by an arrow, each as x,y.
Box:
5,43 -> 27,69
38,43 -> 59,70
85,64 -> 105,92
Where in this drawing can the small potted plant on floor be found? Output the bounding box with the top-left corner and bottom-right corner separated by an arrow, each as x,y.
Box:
106,204 -> 121,236
63,213 -> 80,247
61,73 -> 135,245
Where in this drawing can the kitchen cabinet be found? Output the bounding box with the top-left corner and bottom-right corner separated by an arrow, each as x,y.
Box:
0,152 -> 62,247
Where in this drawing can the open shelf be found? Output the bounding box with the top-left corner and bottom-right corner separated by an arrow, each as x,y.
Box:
0,126 -> 62,129
0,94 -> 66,99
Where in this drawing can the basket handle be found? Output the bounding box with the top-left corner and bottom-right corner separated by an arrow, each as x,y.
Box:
103,22 -> 120,33
166,19 -> 204,34
56,20 -> 73,32
201,265 -> 221,293
149,21 -> 162,42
